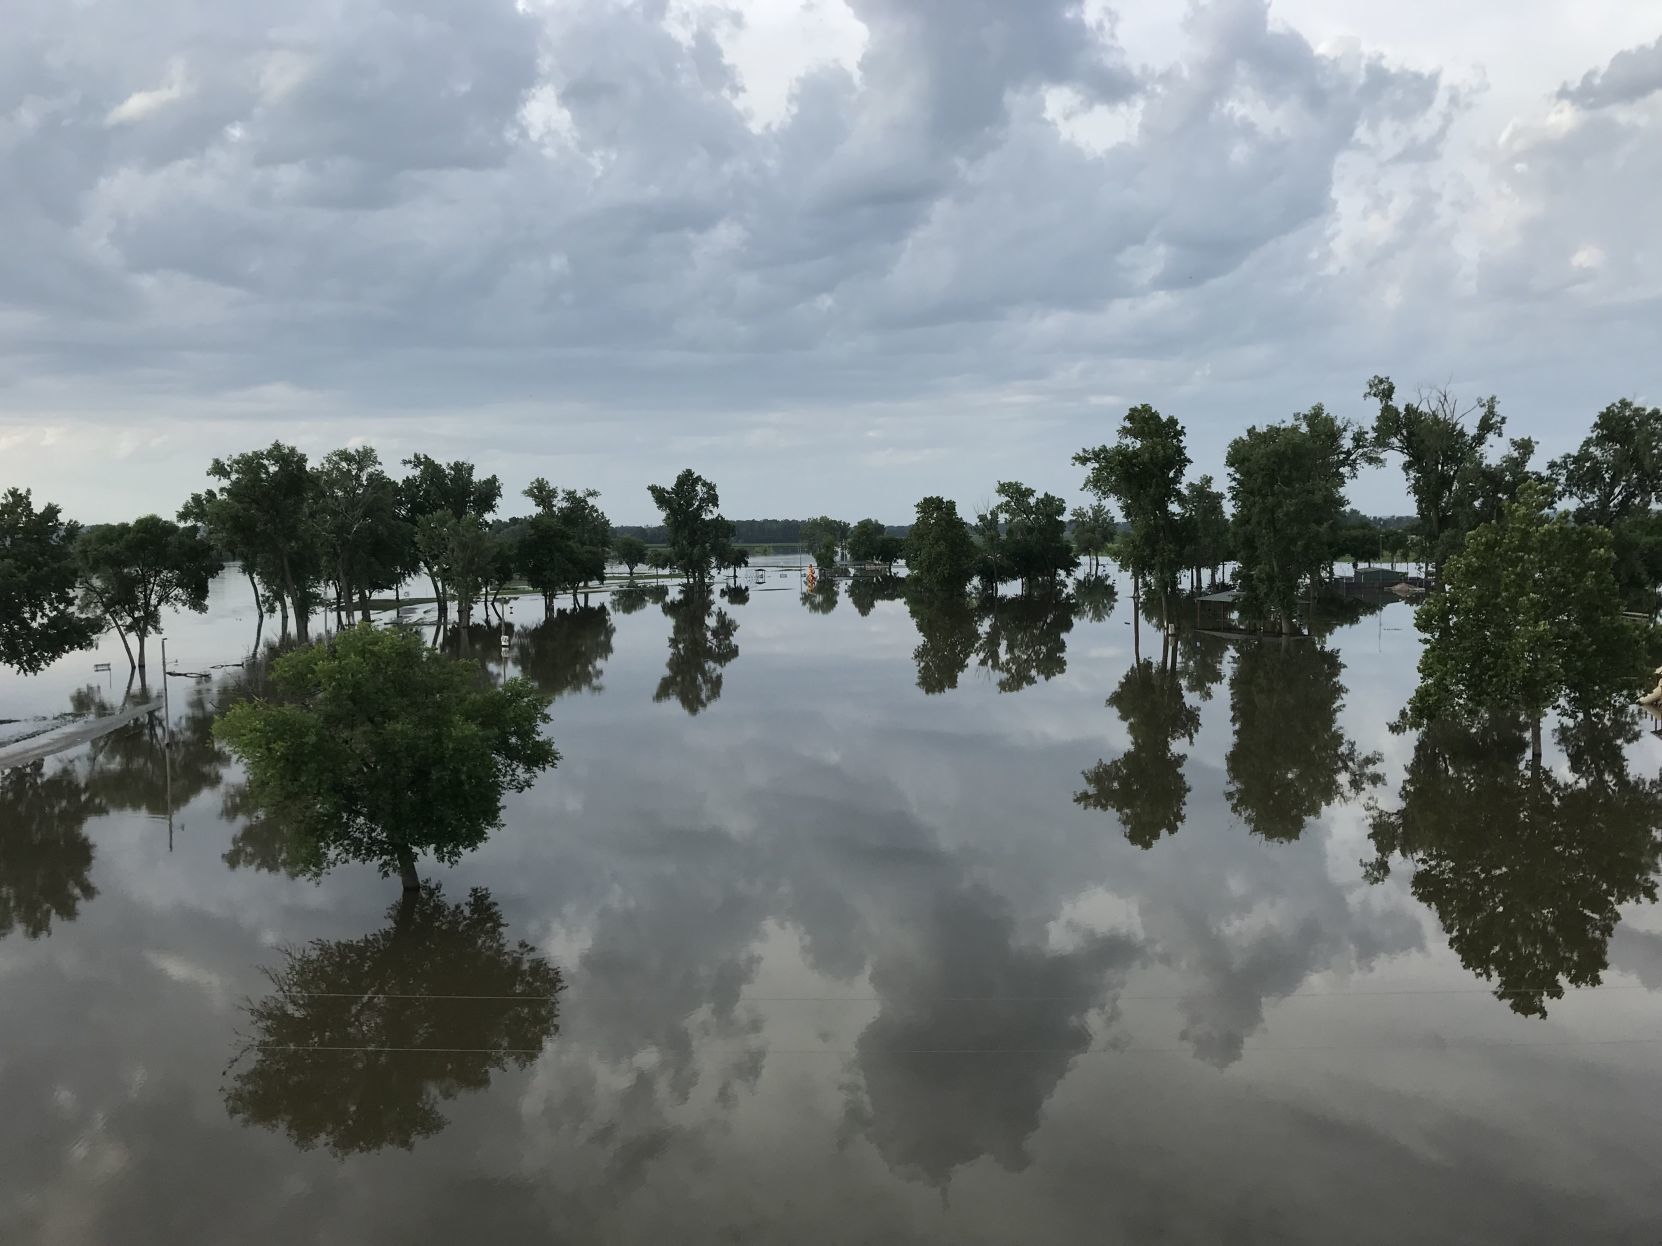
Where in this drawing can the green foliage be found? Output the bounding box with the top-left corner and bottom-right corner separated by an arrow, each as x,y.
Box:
812,534 -> 839,570
1365,377 -> 1504,577
978,481 -> 1077,593
1176,476 -> 1229,584
1226,404 -> 1371,632
1225,640 -> 1380,841
1551,399 -> 1662,612
1068,502 -> 1115,565
847,518 -> 887,563
1075,659 -> 1200,848
216,624 -> 557,887
518,480 -> 610,606
1366,716 -> 1662,1016
0,758 -> 101,939
646,469 -> 734,586
399,454 -> 503,617
613,533 -> 649,576
226,884 -> 561,1155
75,515 -> 221,670
654,590 -> 740,714
1406,482 -> 1645,732
801,516 -> 850,561
194,442 -> 322,635
904,496 -> 977,597
0,488 -> 99,674
1074,404 -> 1189,618
417,513 -> 497,625
311,447 -> 412,616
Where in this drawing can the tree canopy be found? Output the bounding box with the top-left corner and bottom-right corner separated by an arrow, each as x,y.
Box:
216,624 -> 557,891
1405,481 -> 1645,756
1075,404 -> 1189,624
0,488 -> 99,674
647,469 -> 734,586
75,515 -> 221,671
905,496 -> 977,598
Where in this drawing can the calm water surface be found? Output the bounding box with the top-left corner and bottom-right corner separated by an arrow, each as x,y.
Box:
4,568 -> 1662,1244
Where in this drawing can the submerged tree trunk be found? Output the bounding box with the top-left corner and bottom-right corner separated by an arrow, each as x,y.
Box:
277,593 -> 290,638
359,589 -> 370,623
135,629 -> 148,672
245,569 -> 264,619
1530,718 -> 1543,768
397,847 -> 420,893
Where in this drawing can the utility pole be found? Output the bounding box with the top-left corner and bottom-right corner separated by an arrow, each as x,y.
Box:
159,636 -> 173,747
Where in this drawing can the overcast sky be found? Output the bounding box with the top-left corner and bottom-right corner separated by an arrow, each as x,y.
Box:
3,0 -> 1659,524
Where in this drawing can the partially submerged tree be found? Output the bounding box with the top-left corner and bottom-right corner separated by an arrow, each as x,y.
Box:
646,469 -> 733,587
0,488 -> 99,674
312,447 -> 412,623
979,481 -> 1077,595
1365,377 -> 1505,580
1226,405 -> 1374,634
1404,482 -> 1645,761
905,496 -> 977,598
1075,405 -> 1190,627
75,516 -> 221,672
613,534 -> 649,578
519,481 -> 611,608
216,625 -> 557,892
400,454 -> 503,620
1176,476 -> 1229,591
1551,398 -> 1662,614
1068,502 -> 1116,576
198,442 -> 322,638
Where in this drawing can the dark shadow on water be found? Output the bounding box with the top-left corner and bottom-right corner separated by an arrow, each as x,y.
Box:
656,589 -> 740,715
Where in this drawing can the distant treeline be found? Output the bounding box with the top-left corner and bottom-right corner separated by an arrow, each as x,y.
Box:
611,519 -> 908,546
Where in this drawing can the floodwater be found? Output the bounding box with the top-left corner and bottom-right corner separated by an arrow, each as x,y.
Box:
4,567 -> 1662,1245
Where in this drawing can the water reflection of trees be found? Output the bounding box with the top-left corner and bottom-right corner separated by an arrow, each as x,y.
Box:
976,594 -> 1074,693
906,589 -> 1089,696
1225,640 -> 1380,842
1366,714 -> 1662,1016
655,590 -> 740,715
610,584 -> 666,616
800,578 -> 840,614
848,574 -> 903,617
225,884 -> 562,1155
0,759 -> 101,939
513,605 -> 615,699
1075,658 -> 1201,848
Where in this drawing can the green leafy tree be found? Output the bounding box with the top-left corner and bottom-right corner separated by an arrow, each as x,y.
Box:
518,481 -> 610,608
1075,404 -> 1190,627
312,447 -> 412,623
646,469 -> 733,586
654,590 -> 740,713
226,884 -> 562,1155
1176,476 -> 1230,590
416,514 -> 497,626
980,481 -> 1077,594
1551,399 -> 1662,613
1405,482 -> 1646,761
905,496 -> 977,597
1225,640 -> 1380,841
195,442 -> 322,638
812,534 -> 839,572
1226,405 -> 1373,634
802,516 -> 850,562
1075,659 -> 1200,848
1366,716 -> 1662,1017
399,455 -> 503,619
1068,501 -> 1116,575
216,625 -> 557,891
874,534 -> 906,570
75,516 -> 221,672
721,545 -> 750,583
0,758 -> 102,939
0,489 -> 99,674
1365,377 -> 1505,580
613,534 -> 649,578
847,519 -> 888,564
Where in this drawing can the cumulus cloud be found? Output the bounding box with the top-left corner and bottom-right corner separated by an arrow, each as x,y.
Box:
1,1 -> 1659,521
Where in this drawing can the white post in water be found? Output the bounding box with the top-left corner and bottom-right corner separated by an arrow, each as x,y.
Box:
159,636 -> 173,747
